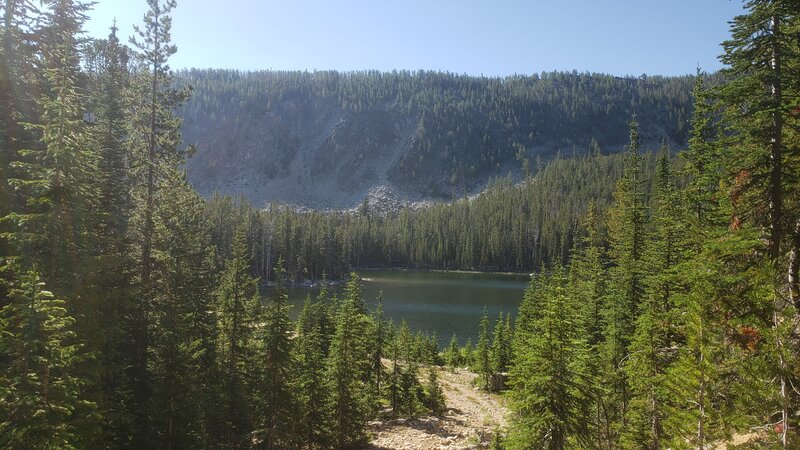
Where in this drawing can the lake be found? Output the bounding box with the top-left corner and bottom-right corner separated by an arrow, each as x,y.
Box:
282,270 -> 531,346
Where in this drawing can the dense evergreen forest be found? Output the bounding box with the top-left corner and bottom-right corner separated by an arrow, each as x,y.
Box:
207,150 -> 671,281
1,0 -> 799,449
179,67 -> 700,206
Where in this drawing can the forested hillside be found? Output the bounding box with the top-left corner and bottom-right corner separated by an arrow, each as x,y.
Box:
205,149 -> 674,281
2,0 -> 800,449
180,69 -> 698,207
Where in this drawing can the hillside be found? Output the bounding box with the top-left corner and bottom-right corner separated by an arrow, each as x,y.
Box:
179,69 -> 697,208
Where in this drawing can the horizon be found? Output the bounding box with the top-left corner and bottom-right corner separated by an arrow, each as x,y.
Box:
86,0 -> 746,78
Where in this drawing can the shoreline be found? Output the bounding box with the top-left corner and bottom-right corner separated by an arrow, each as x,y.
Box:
263,267 -> 532,288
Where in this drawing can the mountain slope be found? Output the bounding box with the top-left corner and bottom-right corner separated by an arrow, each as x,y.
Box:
179,69 -> 696,208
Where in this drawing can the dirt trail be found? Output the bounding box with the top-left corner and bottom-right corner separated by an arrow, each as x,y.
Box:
366,366 -> 508,450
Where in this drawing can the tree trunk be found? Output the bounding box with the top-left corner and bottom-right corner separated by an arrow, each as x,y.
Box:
788,218 -> 800,308
767,14 -> 783,260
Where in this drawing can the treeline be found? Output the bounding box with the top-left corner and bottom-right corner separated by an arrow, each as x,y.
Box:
180,67 -> 699,196
206,150 -> 670,281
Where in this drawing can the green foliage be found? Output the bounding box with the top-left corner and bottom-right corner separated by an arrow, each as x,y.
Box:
508,268 -> 591,449
327,273 -> 373,448
205,150 -> 670,281
294,294 -> 333,449
444,334 -> 461,368
490,312 -> 512,379
215,223 -> 261,447
424,366 -> 446,416
181,69 -> 696,199
474,307 -> 492,390
255,257 -> 297,448
0,268 -> 96,449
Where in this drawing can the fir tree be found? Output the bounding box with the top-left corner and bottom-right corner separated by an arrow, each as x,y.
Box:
475,307 -> 492,390
445,334 -> 460,369
369,292 -> 386,410
0,268 -> 96,449
148,173 -> 220,448
508,268 -> 591,449
215,223 -> 260,447
294,295 -> 332,449
424,366 -> 446,415
255,257 -> 296,449
718,0 -> 799,261
327,273 -> 372,448
127,1 -> 192,443
602,116 -> 647,441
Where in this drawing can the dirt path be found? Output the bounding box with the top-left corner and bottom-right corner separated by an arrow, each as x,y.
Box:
366,366 -> 508,450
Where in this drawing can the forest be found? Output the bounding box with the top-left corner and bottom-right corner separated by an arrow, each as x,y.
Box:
1,0 -> 799,449
179,65 -> 700,203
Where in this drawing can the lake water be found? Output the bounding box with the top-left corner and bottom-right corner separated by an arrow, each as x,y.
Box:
283,270 -> 531,346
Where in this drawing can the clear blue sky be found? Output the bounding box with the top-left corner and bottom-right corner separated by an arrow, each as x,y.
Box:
85,0 -> 745,77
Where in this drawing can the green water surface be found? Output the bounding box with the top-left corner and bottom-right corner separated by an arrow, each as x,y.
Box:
283,270 -> 530,346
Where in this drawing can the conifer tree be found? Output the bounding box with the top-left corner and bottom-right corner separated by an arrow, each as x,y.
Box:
602,116 -> 647,440
565,201 -> 611,445
621,147 -> 683,449
386,320 -> 400,412
81,24 -> 134,443
126,1 -> 192,442
718,0 -> 799,261
370,292 -> 386,409
148,173 -> 220,448
424,366 -> 446,415
475,307 -> 492,390
36,0 -> 98,296
490,312 -> 511,382
445,334 -> 460,369
0,268 -> 96,449
294,295 -> 332,449
508,268 -> 591,449
716,3 -> 800,445
395,320 -> 422,419
256,256 -> 296,449
327,273 -> 372,448
216,223 -> 260,447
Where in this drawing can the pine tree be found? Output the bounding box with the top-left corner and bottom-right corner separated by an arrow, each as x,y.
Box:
475,307 -> 492,390
602,116 -> 647,441
255,256 -> 296,449
718,0 -> 799,262
327,273 -> 372,448
445,334 -> 460,369
424,366 -> 446,415
0,268 -> 96,449
508,268 -> 591,449
294,295 -> 332,449
369,292 -> 386,410
490,312 -> 511,388
216,223 -> 260,447
126,2 -> 192,440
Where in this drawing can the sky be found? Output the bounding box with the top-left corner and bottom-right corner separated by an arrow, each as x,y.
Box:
85,0 -> 746,77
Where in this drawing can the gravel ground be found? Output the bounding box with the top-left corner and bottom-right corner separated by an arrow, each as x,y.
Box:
366,365 -> 508,450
